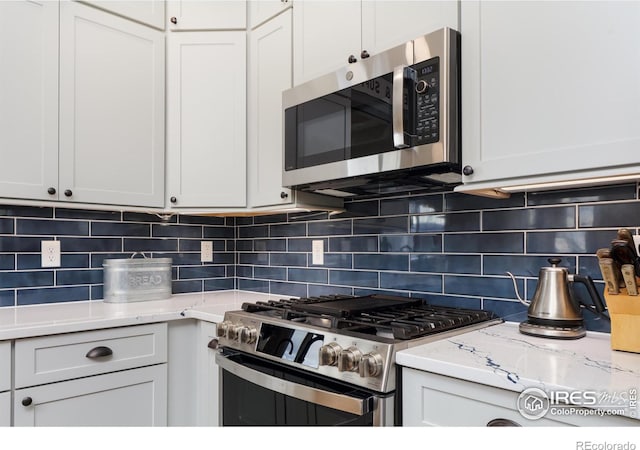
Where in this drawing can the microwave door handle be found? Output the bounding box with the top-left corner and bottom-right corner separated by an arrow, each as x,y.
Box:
392,65 -> 409,149
216,353 -> 372,416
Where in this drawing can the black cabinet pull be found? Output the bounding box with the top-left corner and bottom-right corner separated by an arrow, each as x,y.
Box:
85,346 -> 113,359
347,55 -> 357,64
360,50 -> 370,59
280,191 -> 289,199
207,338 -> 219,350
170,196 -> 177,203
462,165 -> 474,176
22,397 -> 32,407
64,189 -> 73,197
170,16 -> 177,24
47,187 -> 56,195
487,418 -> 521,427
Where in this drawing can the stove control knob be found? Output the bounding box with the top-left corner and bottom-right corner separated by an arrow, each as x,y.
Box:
226,324 -> 240,341
359,352 -> 384,378
318,342 -> 342,366
238,326 -> 258,344
217,321 -> 232,338
338,347 -> 362,372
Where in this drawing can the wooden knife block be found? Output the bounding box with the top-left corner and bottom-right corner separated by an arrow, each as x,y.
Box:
605,287 -> 640,353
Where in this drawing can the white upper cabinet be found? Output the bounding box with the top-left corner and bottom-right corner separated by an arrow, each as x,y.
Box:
248,0 -> 292,29
79,0 -> 166,29
360,1 -> 458,56
293,0 -> 458,85
166,31 -> 247,209
0,1 -> 59,201
167,0 -> 246,30
59,1 -> 165,207
458,1 -> 640,195
247,10 -> 293,208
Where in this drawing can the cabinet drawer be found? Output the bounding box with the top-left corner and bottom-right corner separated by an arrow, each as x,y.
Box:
0,341 -> 10,392
15,323 -> 167,388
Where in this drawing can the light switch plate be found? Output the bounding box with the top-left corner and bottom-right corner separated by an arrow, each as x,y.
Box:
312,240 -> 324,265
41,240 -> 61,267
201,241 -> 213,262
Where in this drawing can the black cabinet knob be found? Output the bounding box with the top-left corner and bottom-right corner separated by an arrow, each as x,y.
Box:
22,397 -> 32,407
64,189 -> 73,197
280,191 -> 289,199
207,338 -> 219,350
348,55 -> 357,64
170,16 -> 177,24
47,187 -> 56,195
462,165 -> 474,176
170,196 -> 177,204
360,50 -> 370,59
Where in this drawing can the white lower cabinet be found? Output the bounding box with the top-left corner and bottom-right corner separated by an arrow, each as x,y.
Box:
13,323 -> 168,427
14,364 -> 167,426
402,368 -> 638,427
0,392 -> 9,426
196,321 -> 219,426
0,341 -> 10,426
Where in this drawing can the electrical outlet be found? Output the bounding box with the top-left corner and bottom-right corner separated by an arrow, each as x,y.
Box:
41,240 -> 61,267
201,241 -> 213,262
312,240 -> 324,265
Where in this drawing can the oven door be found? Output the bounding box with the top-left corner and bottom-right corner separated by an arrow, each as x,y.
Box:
216,350 -> 393,426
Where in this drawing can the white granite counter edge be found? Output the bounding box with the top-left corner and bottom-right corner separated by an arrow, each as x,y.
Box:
0,290 -> 280,340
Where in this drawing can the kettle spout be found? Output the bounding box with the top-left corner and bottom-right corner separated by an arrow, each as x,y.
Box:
506,272 -> 529,306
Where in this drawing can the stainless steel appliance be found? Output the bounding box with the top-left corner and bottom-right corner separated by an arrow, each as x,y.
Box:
214,294 -> 501,426
507,258 -> 607,339
282,27 -> 461,198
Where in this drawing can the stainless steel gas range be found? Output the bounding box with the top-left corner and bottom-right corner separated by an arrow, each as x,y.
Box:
214,294 -> 502,426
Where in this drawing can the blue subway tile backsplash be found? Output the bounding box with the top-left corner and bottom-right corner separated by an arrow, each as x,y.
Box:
1,182 -> 639,333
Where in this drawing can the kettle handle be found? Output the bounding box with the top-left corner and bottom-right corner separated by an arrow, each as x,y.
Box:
571,274 -> 606,313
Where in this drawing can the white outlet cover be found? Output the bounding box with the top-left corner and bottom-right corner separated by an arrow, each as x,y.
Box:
312,240 -> 324,265
41,240 -> 61,267
201,241 -> 213,262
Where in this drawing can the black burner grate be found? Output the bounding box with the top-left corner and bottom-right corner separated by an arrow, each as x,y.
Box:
242,294 -> 497,340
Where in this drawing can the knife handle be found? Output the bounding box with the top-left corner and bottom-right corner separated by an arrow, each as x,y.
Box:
621,264 -> 638,296
599,258 -> 620,295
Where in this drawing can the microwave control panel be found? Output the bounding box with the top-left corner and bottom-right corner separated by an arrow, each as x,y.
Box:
411,57 -> 440,146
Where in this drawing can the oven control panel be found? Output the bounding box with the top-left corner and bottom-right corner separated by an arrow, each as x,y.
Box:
217,312 -> 396,393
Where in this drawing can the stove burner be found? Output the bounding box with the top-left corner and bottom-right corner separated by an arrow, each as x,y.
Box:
242,294 -> 498,340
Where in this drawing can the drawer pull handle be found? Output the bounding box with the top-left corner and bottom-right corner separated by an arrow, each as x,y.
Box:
86,346 -> 113,359
486,418 -> 521,427
207,338 -> 219,350
22,397 -> 33,407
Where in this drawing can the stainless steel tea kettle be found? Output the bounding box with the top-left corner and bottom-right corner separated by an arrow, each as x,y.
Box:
507,258 -> 607,339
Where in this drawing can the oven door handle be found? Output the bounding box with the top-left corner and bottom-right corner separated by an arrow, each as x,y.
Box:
216,353 -> 373,416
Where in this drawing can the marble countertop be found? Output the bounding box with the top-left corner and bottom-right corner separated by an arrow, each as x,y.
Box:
396,322 -> 640,419
0,290 -> 280,340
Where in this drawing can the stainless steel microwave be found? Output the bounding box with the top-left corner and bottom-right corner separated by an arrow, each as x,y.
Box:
282,27 -> 461,198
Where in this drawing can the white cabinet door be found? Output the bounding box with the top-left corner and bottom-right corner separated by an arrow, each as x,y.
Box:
196,321 -> 219,426
248,0 -> 292,29
293,0 -> 361,85
79,0 -> 166,29
459,1 -> 640,192
167,31 -> 247,208
361,1 -> 458,55
248,10 -> 293,208
0,392 -> 9,427
0,0 -> 58,201
59,1 -> 165,208
14,364 -> 167,426
167,0 -> 246,30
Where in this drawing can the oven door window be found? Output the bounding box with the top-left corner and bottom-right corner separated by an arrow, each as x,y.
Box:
284,73 -> 394,171
220,351 -> 377,426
